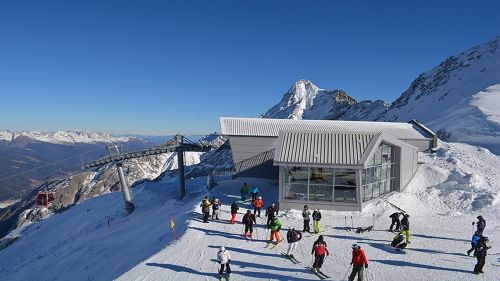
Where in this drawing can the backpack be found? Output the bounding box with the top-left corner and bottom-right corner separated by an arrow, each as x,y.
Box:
315,243 -> 326,256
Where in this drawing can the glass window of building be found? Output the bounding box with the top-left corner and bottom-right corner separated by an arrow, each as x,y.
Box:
362,143 -> 396,202
284,166 -> 309,200
309,168 -> 333,202
334,169 -> 356,202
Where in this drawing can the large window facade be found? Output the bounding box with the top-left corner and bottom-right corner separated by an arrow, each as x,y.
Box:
361,143 -> 396,202
283,166 -> 357,203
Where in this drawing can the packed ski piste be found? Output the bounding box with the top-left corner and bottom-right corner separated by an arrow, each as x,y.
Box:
1,142 -> 499,281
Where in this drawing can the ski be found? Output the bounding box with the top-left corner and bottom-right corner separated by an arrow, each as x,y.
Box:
281,252 -> 300,264
306,266 -> 329,279
270,240 -> 283,249
317,269 -> 331,279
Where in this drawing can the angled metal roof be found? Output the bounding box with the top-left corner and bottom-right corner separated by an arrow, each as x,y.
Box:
220,117 -> 430,141
274,131 -> 379,167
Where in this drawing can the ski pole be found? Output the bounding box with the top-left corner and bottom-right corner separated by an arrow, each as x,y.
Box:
372,214 -> 375,228
342,264 -> 352,281
344,216 -> 348,231
351,216 -> 354,229
299,241 -> 306,259
471,221 -> 475,236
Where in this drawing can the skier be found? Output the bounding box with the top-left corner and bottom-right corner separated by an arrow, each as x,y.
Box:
476,215 -> 486,235
230,201 -> 239,224
473,236 -> 491,274
250,185 -> 259,202
399,213 -> 411,243
311,235 -> 329,273
312,209 -> 322,234
265,203 -> 279,228
467,231 -> 482,256
349,244 -> 368,281
211,197 -> 221,220
200,196 -> 211,223
269,215 -> 282,243
302,205 -> 311,233
286,227 -> 302,258
389,212 -> 402,232
391,233 -> 408,251
217,246 -> 232,280
240,182 -> 249,201
242,210 -> 256,239
253,196 -> 264,217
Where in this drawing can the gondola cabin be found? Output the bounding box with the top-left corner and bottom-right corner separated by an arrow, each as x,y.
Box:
35,191 -> 55,208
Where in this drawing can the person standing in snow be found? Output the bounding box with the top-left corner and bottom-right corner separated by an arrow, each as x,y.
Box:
269,215 -> 282,243
473,236 -> 491,274
242,210 -> 256,239
349,244 -> 368,281
311,235 -> 329,273
312,209 -> 322,234
253,196 -> 264,217
200,196 -> 211,223
399,213 -> 411,243
389,212 -> 402,232
265,203 -> 279,228
476,215 -> 486,235
286,227 -> 302,258
211,197 -> 221,220
302,205 -> 311,233
230,201 -> 239,224
250,185 -> 259,202
467,231 -> 482,256
217,246 -> 232,280
240,182 -> 249,201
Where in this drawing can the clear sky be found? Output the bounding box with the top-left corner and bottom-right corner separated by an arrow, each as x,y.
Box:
0,0 -> 499,135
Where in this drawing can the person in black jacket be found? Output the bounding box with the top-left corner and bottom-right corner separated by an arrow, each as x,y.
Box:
265,203 -> 279,228
242,210 -> 256,239
474,236 -> 491,274
286,227 -> 302,258
312,209 -> 322,234
230,201 -> 239,224
476,215 -> 486,235
399,214 -> 411,243
389,212 -> 402,232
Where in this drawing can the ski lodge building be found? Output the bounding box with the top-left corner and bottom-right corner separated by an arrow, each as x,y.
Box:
220,117 -> 436,211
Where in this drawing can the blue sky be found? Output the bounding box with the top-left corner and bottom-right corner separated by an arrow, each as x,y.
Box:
0,0 -> 499,135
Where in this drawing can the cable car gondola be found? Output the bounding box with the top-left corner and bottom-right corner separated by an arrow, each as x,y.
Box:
35,191 -> 55,208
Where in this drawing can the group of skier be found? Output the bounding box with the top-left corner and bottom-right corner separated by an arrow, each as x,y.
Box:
211,183 -> 492,280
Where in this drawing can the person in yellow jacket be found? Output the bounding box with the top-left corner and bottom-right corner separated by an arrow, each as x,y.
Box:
240,182 -> 249,201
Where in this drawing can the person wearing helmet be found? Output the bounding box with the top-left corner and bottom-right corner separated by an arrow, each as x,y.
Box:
399,213 -> 411,243
250,185 -> 259,202
230,201 -> 239,224
286,227 -> 302,258
211,197 -> 221,220
242,209 -> 256,239
474,236 -> 491,274
467,231 -> 482,256
312,209 -> 322,234
389,212 -> 402,232
311,235 -> 329,272
269,215 -> 282,243
240,182 -> 249,201
476,215 -> 486,235
265,203 -> 279,228
200,196 -> 211,223
302,205 -> 311,233
217,246 -> 231,280
349,244 -> 368,281
253,196 -> 264,217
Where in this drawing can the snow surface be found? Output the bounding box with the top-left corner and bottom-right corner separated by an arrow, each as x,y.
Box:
1,142 -> 499,281
0,130 -> 131,144
471,84 -> 500,125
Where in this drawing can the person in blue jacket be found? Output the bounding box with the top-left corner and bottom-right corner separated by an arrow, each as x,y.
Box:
467,231 -> 482,256
250,185 -> 259,202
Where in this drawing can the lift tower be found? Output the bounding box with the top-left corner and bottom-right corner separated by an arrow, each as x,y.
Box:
81,135 -> 211,215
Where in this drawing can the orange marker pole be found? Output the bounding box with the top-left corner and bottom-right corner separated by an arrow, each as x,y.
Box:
170,215 -> 177,241
45,191 -> 49,208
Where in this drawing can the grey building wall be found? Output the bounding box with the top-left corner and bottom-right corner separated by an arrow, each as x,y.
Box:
399,145 -> 419,192
228,136 -> 277,164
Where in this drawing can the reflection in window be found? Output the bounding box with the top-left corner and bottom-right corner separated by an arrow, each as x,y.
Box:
362,143 -> 396,202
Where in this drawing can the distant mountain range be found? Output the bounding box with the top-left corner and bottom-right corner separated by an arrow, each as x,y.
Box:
262,36 -> 500,154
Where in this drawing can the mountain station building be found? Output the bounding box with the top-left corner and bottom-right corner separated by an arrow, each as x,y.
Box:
220,117 -> 436,211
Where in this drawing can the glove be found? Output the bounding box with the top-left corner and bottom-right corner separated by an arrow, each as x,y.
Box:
365,264 -> 368,269
350,262 -> 353,265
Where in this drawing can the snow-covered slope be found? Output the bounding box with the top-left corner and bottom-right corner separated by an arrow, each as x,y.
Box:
383,36 -> 500,153
1,142 -> 499,281
0,131 -> 131,144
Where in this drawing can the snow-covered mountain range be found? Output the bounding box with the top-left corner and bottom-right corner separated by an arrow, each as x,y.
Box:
262,36 -> 500,154
0,130 -> 131,144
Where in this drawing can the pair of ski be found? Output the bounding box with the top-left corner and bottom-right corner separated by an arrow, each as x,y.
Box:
265,240 -> 283,249
305,266 -> 330,279
218,273 -> 231,281
281,252 -> 300,264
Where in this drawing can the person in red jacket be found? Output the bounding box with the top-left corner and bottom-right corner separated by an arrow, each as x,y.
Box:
253,196 -> 264,217
311,235 -> 329,273
349,244 -> 368,281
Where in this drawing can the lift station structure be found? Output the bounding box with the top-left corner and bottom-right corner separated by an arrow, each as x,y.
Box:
81,135 -> 212,214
